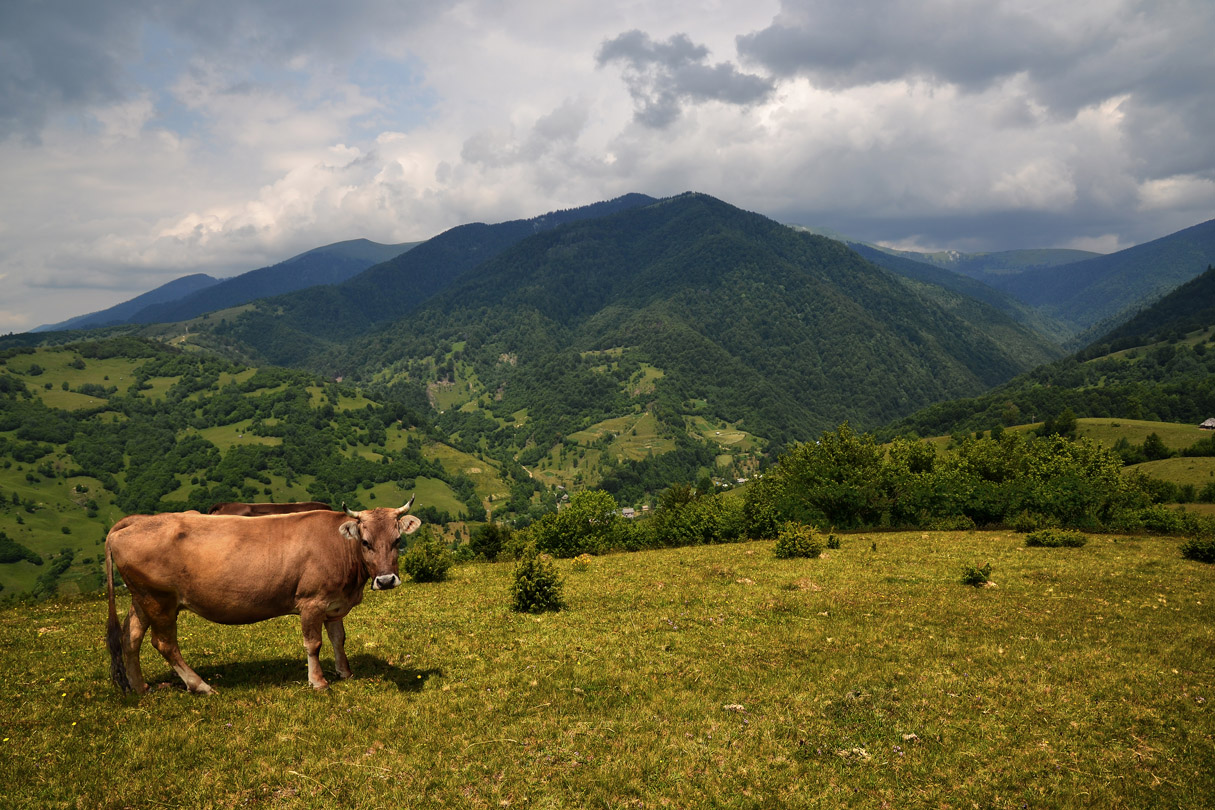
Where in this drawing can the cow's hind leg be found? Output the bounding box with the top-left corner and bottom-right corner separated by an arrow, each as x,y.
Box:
121,605 -> 151,694
142,599 -> 214,695
301,611 -> 330,689
325,618 -> 352,680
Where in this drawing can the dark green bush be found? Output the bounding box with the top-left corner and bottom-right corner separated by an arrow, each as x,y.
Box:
773,522 -> 824,559
825,534 -> 841,550
510,543 -> 565,613
470,521 -> 512,561
1025,528 -> 1088,548
401,526 -> 454,583
1180,537 -> 1215,564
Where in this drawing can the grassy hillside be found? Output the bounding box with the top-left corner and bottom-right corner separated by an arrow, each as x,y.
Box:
0,339 -> 476,597
4,531 -> 1212,808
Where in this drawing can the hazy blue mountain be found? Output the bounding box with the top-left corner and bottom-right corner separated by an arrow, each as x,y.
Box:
875,246 -> 1102,280
34,239 -> 416,333
34,273 -> 220,332
126,238 -> 417,325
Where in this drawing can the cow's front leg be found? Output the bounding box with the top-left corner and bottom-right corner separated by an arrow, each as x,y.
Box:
301,611 -> 329,690
325,618 -> 352,680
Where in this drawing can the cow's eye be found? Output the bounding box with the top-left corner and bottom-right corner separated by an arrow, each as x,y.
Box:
361,540 -> 372,550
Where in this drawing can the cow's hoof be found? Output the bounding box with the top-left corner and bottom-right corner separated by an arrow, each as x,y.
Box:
190,683 -> 216,696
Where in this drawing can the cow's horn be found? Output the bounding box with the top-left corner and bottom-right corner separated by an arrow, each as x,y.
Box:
342,501 -> 362,519
395,494 -> 416,516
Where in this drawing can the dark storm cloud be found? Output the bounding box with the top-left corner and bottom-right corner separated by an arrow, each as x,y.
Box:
0,0 -> 151,140
737,0 -> 1215,115
736,0 -> 1064,92
0,0 -> 440,141
597,30 -> 774,128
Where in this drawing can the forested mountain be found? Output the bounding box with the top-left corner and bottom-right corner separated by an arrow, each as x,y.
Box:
1088,264 -> 1215,354
881,271 -> 1215,439
989,218 -> 1215,340
35,239 -> 416,333
844,242 -> 1072,344
317,193 -> 1060,450
200,194 -> 659,367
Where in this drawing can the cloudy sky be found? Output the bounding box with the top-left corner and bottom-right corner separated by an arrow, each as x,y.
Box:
3,0 -> 1214,332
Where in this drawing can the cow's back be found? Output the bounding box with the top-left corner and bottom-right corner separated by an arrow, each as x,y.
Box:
108,510 -> 352,625
210,501 -> 332,516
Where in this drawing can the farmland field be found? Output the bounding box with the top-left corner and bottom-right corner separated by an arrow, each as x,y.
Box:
2,530 -> 1212,808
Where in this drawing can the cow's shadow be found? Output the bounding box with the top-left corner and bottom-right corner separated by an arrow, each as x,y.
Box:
169,655 -> 441,693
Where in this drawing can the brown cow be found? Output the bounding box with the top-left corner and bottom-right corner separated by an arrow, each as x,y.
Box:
208,501 -> 331,516
105,498 -> 422,694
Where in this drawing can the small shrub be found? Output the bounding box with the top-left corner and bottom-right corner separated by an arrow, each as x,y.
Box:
825,534 -> 841,550
773,522 -> 824,559
1025,528 -> 1088,548
511,543 -> 565,613
571,553 -> 593,571
401,526 -> 454,583
1180,537 -> 1215,564
961,562 -> 992,587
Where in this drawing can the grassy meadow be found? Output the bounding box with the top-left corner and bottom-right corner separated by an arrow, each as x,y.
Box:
2,530 -> 1212,808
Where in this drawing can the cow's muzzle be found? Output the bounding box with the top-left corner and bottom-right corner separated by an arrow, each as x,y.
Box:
372,574 -> 400,590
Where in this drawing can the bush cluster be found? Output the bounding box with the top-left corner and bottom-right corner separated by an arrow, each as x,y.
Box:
773,522 -> 824,559
1180,537 -> 1215,564
1025,528 -> 1088,548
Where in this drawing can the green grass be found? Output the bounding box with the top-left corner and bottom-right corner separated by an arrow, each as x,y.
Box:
423,441 -> 510,503
1127,457 -> 1215,488
3,531 -> 1212,808
1077,418 -> 1210,451
686,415 -> 762,453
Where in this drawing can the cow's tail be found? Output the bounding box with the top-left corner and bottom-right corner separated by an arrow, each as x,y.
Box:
105,529 -> 132,693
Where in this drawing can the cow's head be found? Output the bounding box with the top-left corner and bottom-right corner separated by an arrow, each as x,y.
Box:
340,496 -> 422,590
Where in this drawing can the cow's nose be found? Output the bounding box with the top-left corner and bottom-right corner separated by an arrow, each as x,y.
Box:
373,574 -> 400,590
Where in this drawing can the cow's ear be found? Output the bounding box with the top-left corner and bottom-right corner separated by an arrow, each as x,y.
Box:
339,521 -> 361,541
398,515 -> 422,535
